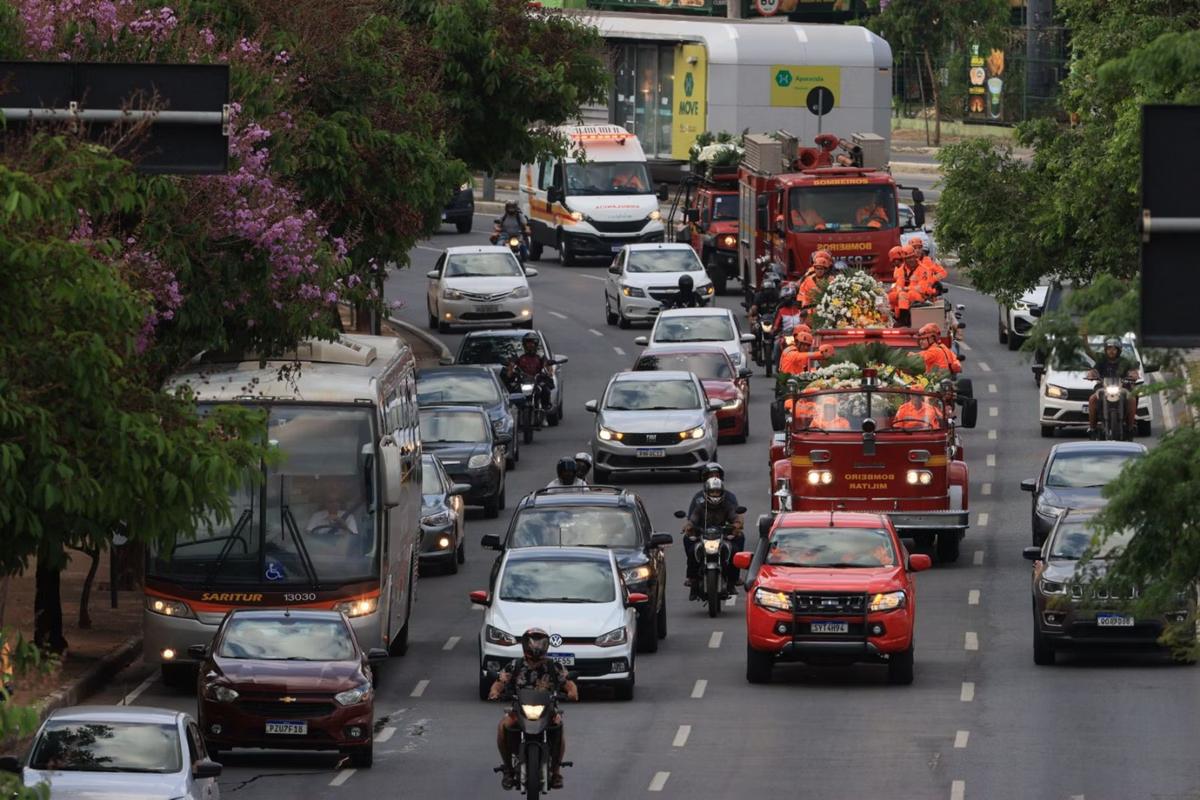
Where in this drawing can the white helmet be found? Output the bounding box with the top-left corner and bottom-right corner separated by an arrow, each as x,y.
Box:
703,477 -> 725,506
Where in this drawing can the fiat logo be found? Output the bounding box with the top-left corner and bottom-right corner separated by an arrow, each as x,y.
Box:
646,434 -> 657,442
549,634 -> 563,648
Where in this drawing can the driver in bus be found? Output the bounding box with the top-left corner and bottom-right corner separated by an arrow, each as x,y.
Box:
306,479 -> 359,536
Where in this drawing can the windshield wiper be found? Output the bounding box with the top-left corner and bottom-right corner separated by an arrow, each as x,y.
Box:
508,597 -> 594,603
204,508 -> 254,584
280,502 -> 320,590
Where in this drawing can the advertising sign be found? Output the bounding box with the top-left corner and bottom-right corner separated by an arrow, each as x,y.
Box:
966,44 -> 1004,121
751,0 -> 858,15
770,65 -> 841,110
672,44 -> 708,160
588,0 -> 713,10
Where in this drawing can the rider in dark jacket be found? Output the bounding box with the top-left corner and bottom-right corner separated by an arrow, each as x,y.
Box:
682,477 -> 744,597
662,274 -> 703,310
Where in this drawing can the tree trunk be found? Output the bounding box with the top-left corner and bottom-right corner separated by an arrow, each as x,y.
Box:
33,543 -> 68,654
77,547 -> 100,630
914,52 -> 930,147
924,48 -> 941,147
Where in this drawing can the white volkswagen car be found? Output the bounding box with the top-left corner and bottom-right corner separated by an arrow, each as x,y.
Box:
471,547 -> 643,701
1035,334 -> 1154,438
635,306 -> 755,371
426,245 -> 537,332
603,242 -> 714,328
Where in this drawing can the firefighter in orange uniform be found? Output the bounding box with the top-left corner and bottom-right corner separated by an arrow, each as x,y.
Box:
855,192 -> 891,229
892,392 -> 945,430
798,250 -> 834,308
812,398 -> 851,430
913,323 -> 962,375
910,238 -> 946,284
887,245 -> 924,326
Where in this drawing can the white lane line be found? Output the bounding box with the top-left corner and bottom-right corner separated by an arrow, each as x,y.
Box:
673,725 -> 691,748
414,245 -> 442,253
588,328 -> 604,337
968,589 -> 980,606
987,383 -> 997,394
691,679 -> 707,699
973,550 -> 985,566
988,406 -> 999,417
977,512 -> 989,527
951,779 -> 966,800
978,361 -> 992,372
375,726 -> 396,743
981,482 -> 992,496
411,679 -> 430,697
1069,795 -> 1085,800
549,310 -> 568,320
960,681 -> 975,702
960,341 -> 973,351
954,730 -> 970,749
443,636 -> 460,651
121,673 -> 157,706
708,631 -> 723,649
330,768 -> 356,786
649,772 -> 671,792
579,274 -> 606,282
613,346 -> 626,356
945,282 -> 978,294
965,632 -> 979,651
987,430 -> 997,440
986,454 -> 996,467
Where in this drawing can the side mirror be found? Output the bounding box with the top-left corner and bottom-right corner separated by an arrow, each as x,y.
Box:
740,333 -> 756,343
469,590 -> 490,606
913,203 -> 926,228
633,336 -> 649,346
584,400 -> 598,413
673,510 -> 687,519
187,644 -> 208,660
547,186 -> 562,205
732,551 -> 753,570
426,270 -> 440,280
553,354 -> 569,365
192,759 -> 222,780
757,514 -> 773,539
1022,546 -> 1043,561
379,436 -> 403,508
1020,479 -> 1036,493
366,647 -> 389,663
609,264 -> 621,274
650,532 -> 674,547
1144,363 -> 1160,374
685,208 -> 699,223
480,533 -> 501,550
735,505 -> 748,515
959,397 -> 978,429
0,756 -> 20,774
450,483 -> 471,497
908,553 -> 933,572
708,398 -> 725,412
656,185 -> 669,202
523,267 -> 539,278
627,592 -> 650,606
738,368 -> 753,380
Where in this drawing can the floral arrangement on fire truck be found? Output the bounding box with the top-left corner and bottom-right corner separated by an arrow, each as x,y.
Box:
688,130 -> 744,178
807,270 -> 890,330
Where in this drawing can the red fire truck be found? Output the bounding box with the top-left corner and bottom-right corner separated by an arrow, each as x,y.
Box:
737,132 -> 927,288
767,373 -> 978,563
668,164 -> 741,294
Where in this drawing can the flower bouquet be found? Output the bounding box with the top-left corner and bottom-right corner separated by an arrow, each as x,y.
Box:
808,270 -> 890,329
688,131 -> 743,179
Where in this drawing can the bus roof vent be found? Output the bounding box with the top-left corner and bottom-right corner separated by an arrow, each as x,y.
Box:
288,337 -> 377,366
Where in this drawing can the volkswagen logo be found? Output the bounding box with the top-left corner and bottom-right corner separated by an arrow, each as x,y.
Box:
549,634 -> 563,648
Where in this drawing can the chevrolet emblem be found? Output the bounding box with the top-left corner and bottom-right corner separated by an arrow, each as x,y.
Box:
280,696 -> 297,703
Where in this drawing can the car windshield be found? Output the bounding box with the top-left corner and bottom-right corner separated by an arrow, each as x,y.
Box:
635,352 -> 733,380
711,193 -> 739,221
791,390 -> 947,432
789,185 -> 897,232
509,508 -> 640,548
418,372 -> 500,405
420,409 -> 488,443
421,461 -> 443,494
498,558 -> 616,602
766,527 -> 897,568
457,336 -> 533,365
606,379 -> 699,411
653,315 -> 734,343
1049,520 -> 1136,560
626,250 -> 703,274
218,616 -> 356,660
444,253 -> 523,278
30,721 -> 181,773
1045,452 -> 1138,488
565,161 -> 653,196
148,405 -> 378,587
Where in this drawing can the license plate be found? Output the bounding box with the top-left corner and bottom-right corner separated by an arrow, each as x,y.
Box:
474,304 -> 499,313
810,622 -> 849,634
636,448 -> 666,458
265,720 -> 308,735
611,244 -> 623,253
549,653 -> 575,666
1096,614 -> 1134,627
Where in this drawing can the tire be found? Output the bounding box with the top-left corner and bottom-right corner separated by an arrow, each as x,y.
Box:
524,745 -> 542,800
1040,425 -> 1055,438
765,348 -> 774,377
507,437 -> 519,469
705,571 -> 720,618
935,533 -> 961,564
613,673 -> 635,702
605,296 -> 619,326
427,305 -> 438,331
437,319 -> 450,333
636,607 -> 659,653
518,319 -> 534,330
161,663 -> 196,692
617,299 -> 631,329
709,262 -> 728,295
887,644 -> 915,685
1137,419 -> 1151,437
349,741 -> 373,768
998,308 -> 1008,344
478,670 -> 492,701
457,535 -> 466,565
656,590 -> 667,639
770,402 -> 784,432
456,218 -> 472,235
746,644 -> 774,684
522,412 -> 534,445
529,239 -> 544,262
389,561 -> 415,657
557,233 -> 576,267
956,378 -> 973,399
498,482 -> 507,511
1008,331 -> 1021,351
1032,621 -> 1055,666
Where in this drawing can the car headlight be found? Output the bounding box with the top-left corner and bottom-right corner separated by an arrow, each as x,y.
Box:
704,283 -> 716,295
721,397 -> 743,410
806,469 -> 833,485
492,417 -> 512,433
1035,499 -> 1061,518
647,209 -> 662,222
486,625 -> 517,646
598,426 -> 624,441
421,510 -> 453,527
204,684 -> 239,703
719,234 -> 736,248
680,426 -> 705,440
467,453 -> 493,469
334,683 -> 372,707
1039,579 -> 1066,596
146,597 -> 195,619
621,285 -> 646,298
1013,301 -> 1030,313
335,596 -> 379,618
509,285 -> 531,299
569,211 -> 583,222
754,587 -> 793,612
595,627 -> 627,647
1045,384 -> 1068,399
521,703 -> 546,720
869,590 -> 907,612
442,287 -> 464,301
906,470 -> 933,485
459,181 -> 472,191
622,565 -> 653,584
703,538 -> 721,554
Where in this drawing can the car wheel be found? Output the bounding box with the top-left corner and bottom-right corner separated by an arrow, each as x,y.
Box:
437,319 -> 450,334
997,308 -> 1008,344
1032,621 -> 1055,666
617,299 -> 631,329
887,644 -> 915,685
161,663 -> 196,691
605,295 -> 619,326
427,304 -> 438,331
478,670 -> 493,701
613,672 -> 635,701
507,437 -> 519,469
558,233 -> 576,267
1137,419 -> 1151,437
1008,331 -> 1021,351
935,533 -> 961,564
446,548 -> 459,575
746,644 -> 774,684
529,239 -> 544,262
1040,424 -> 1055,438
656,590 -> 667,639
770,401 -> 784,432
456,218 -> 472,235
636,607 -> 659,653
456,534 -> 466,565
709,263 -> 727,295
348,741 -> 373,768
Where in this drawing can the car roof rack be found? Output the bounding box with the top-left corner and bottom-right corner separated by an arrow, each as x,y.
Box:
528,485 -> 632,504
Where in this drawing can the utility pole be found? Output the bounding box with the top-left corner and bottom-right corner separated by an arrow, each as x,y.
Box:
726,0 -> 742,20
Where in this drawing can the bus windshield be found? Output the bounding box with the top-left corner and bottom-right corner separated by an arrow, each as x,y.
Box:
149,405 -> 379,588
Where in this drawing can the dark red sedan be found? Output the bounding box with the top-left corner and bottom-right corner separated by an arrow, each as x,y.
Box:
192,608 -> 387,767
633,344 -> 752,443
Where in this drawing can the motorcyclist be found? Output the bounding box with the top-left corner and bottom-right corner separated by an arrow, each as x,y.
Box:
662,273 -> 704,310
914,322 -> 962,375
747,273 -> 781,322
489,628 -> 579,790
504,332 -> 554,410
491,201 -> 531,261
546,456 -> 587,488
682,477 -> 745,598
1086,336 -> 1139,440
573,452 -> 593,483
686,463 -> 739,515
770,287 -> 805,367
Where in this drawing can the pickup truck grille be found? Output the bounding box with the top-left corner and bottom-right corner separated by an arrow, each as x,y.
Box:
792,592 -> 867,615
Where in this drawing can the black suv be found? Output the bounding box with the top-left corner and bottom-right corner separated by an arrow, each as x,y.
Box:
482,487 -> 673,652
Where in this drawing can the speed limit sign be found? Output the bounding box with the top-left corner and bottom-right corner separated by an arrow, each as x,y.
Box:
753,0 -> 782,15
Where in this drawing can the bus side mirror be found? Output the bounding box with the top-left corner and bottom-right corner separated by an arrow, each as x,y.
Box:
656,185 -> 669,202
379,437 -> 403,508
547,186 -> 562,205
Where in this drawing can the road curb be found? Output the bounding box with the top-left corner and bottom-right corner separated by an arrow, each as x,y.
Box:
388,314 -> 452,362
890,161 -> 941,175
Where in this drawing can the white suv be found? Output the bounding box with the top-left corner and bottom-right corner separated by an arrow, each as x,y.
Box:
999,282 -> 1061,351
604,243 -> 713,329
426,246 -> 537,332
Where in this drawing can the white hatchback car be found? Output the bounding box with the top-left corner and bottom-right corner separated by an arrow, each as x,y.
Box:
472,546 -> 643,701
603,242 -> 714,329
426,245 -> 537,332
635,306 -> 755,371
1035,334 -> 1155,438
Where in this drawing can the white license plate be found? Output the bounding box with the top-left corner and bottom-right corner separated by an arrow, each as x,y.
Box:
611,244 -> 623,253
474,305 -> 499,313
549,653 -> 575,666
810,622 -> 849,634
1096,614 -> 1134,627
636,448 -> 666,458
265,720 -> 308,735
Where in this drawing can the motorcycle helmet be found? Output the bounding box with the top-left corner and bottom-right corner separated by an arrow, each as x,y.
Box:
555,456 -> 578,485
678,274 -> 694,292
703,477 -> 725,507
520,628 -> 551,660
700,462 -> 725,482
522,332 -> 539,352
504,200 -> 519,215
573,452 -> 592,480
1103,336 -> 1122,356
918,323 -> 941,345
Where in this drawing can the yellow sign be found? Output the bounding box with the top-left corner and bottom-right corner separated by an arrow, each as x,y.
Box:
672,44 -> 707,160
770,65 -> 842,109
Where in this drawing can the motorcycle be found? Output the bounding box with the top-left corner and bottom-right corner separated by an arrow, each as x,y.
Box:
492,231 -> 528,264
675,506 -> 747,618
510,372 -> 552,444
494,684 -> 574,798
1094,374 -> 1136,441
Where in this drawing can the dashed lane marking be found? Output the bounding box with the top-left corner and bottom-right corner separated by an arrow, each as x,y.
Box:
376,726 -> 397,744
973,550 -> 985,566
954,730 -> 970,749
121,673 -> 157,706
691,679 -> 707,699
978,362 -> 992,372
673,725 -> 691,748
579,274 -> 606,282
549,311 -> 568,320
614,346 -> 626,356
960,682 -> 975,702
725,594 -> 737,608
471,603 -> 485,611
951,779 -> 966,800
411,679 -> 430,698
330,769 -> 356,787
965,632 -> 979,651
968,589 -> 980,606
977,512 -> 989,527
649,772 -> 671,792
443,636 -> 460,651
986,454 -> 996,467
960,341 -> 972,351
588,328 -> 604,337
987,430 -> 997,440
988,406 -> 999,417
981,482 -> 992,496
987,383 -> 997,394
708,632 -> 723,649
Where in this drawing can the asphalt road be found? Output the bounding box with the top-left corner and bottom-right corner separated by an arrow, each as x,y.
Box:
88,214 -> 1200,800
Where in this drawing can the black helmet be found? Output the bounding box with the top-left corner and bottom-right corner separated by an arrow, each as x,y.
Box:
703,476 -> 725,506
573,452 -> 592,479
556,457 -> 578,484
520,628 -> 550,660
504,200 -> 519,214
522,332 -> 538,350
700,461 -> 724,482
678,274 -> 694,291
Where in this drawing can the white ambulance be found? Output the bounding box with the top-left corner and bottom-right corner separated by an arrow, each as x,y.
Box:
520,125 -> 668,266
